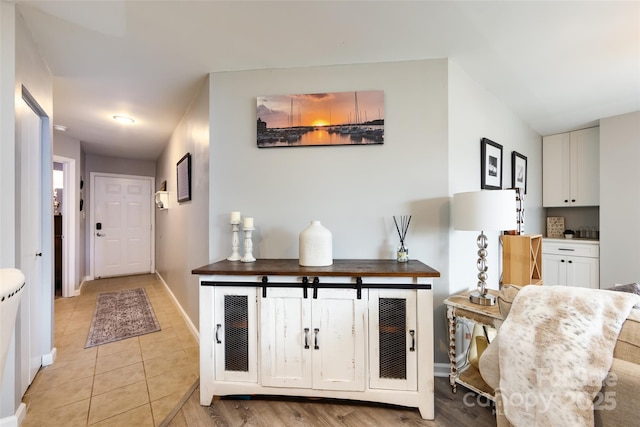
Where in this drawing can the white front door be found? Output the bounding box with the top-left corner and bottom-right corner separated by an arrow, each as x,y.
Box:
93,175 -> 152,278
18,98 -> 44,391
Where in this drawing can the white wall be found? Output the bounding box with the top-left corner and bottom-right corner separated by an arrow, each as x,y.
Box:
155,77 -> 209,329
53,133 -> 84,289
0,1 -> 16,268
448,61 -> 544,291
600,111 -> 640,286
0,1 -> 18,418
445,61 -> 544,361
1,4 -> 53,420
209,59 -> 451,358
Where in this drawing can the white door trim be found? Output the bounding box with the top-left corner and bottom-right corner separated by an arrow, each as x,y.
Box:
53,155 -> 77,297
89,172 -> 155,280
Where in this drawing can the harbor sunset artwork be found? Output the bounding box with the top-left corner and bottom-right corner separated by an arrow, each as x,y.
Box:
256,90 -> 384,147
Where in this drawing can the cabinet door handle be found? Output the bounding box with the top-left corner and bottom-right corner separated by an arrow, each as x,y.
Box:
559,248 -> 574,251
568,260 -> 573,264
304,328 -> 310,349
409,329 -> 415,352
215,324 -> 222,344
314,328 -> 320,350
561,259 -> 565,263
571,199 -> 576,202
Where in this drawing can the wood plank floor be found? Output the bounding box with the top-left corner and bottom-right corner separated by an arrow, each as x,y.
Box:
166,377 -> 496,426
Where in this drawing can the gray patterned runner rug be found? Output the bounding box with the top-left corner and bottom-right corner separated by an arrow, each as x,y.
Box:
85,287 -> 161,348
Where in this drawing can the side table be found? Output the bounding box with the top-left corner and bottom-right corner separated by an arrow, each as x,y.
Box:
443,290 -> 503,400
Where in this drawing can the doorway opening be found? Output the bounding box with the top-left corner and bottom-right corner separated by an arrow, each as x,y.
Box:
52,155 -> 77,298
53,162 -> 62,297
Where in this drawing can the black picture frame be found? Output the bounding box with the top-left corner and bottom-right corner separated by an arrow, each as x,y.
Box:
176,153 -> 191,203
511,151 -> 528,194
481,138 -> 503,190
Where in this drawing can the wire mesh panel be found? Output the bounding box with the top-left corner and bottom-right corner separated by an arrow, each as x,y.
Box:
224,295 -> 249,372
379,298 -> 407,379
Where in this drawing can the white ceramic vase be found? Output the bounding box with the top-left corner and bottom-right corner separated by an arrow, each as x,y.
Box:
299,221 -> 333,266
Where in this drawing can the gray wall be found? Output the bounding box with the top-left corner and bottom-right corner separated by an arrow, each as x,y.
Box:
1,4 -> 53,418
209,60 -> 449,270
600,111 -> 640,286
206,59 -> 544,367
447,61 -> 544,362
155,77 -> 209,330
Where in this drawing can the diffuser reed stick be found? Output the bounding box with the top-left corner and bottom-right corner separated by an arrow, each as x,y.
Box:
393,215 -> 411,262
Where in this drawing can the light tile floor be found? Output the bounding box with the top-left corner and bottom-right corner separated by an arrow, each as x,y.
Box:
21,274 -> 199,427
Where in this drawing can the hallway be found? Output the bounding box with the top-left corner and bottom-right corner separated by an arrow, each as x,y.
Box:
21,274 -> 199,426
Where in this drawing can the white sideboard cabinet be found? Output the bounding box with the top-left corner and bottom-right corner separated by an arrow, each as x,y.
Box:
542,127 -> 599,207
542,239 -> 599,289
194,259 -> 440,419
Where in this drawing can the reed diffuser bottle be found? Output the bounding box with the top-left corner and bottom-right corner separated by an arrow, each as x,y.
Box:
394,215 -> 411,262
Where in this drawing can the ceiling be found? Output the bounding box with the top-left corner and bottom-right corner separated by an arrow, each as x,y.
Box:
15,1 -> 640,160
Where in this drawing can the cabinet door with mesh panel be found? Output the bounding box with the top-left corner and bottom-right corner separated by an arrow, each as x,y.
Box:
368,289 -> 417,390
214,287 -> 258,382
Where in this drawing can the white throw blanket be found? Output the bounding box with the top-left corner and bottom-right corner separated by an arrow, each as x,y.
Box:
497,285 -> 640,427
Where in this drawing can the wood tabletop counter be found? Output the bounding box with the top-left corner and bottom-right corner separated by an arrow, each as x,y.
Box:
192,259 -> 440,278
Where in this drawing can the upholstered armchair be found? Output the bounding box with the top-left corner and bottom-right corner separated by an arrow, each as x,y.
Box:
478,285 -> 640,427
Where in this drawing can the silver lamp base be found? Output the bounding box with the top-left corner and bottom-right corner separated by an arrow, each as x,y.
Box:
469,291 -> 496,306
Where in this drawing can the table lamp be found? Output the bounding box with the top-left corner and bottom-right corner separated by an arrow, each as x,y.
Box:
453,190 -> 517,305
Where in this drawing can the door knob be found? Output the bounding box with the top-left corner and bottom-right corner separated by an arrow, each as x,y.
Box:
97,232 -> 105,237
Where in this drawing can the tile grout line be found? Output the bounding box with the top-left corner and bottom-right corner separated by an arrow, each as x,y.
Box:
22,274 -> 196,426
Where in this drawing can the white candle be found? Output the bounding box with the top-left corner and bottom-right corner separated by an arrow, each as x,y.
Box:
243,217 -> 254,228
230,211 -> 241,223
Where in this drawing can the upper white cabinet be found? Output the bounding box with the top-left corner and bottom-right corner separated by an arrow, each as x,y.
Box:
542,127 -> 599,207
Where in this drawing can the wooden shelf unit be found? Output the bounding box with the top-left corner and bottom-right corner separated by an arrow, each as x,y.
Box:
502,234 -> 543,286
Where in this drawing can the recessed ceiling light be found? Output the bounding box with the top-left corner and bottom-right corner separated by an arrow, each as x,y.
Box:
113,115 -> 135,124
53,125 -> 67,131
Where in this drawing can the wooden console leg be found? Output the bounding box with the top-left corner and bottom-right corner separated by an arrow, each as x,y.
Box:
446,305 -> 457,393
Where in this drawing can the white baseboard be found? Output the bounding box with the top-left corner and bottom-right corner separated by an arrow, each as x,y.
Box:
0,402 -> 26,427
77,276 -> 91,295
434,363 -> 451,378
42,347 -> 57,366
155,272 -> 199,343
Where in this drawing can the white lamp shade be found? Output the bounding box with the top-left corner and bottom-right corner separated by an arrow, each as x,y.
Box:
453,190 -> 517,232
